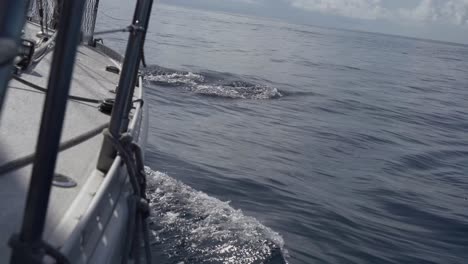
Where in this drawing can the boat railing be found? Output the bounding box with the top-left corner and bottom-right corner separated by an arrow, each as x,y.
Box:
9,0 -> 88,262
26,0 -> 99,40
0,0 -> 154,262
97,0 -> 154,172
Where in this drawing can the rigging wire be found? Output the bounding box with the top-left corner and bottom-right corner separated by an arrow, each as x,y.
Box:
100,10 -> 127,22
91,25 -> 149,68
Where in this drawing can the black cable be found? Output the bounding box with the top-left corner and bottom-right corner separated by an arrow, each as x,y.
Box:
122,196 -> 137,264
140,46 -> 147,68
141,217 -> 152,263
100,10 -> 127,22
93,26 -> 132,36
131,143 -> 151,262
0,123 -> 108,176
12,75 -> 102,104
132,212 -> 141,264
104,131 -> 152,264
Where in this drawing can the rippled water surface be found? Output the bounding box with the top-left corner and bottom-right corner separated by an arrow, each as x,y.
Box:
98,3 -> 468,264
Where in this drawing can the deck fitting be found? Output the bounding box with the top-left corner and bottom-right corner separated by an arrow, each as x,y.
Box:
53,173 -> 77,188
106,65 -> 120,74
99,98 -> 115,115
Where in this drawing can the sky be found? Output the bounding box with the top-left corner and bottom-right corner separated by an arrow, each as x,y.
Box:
160,0 -> 468,44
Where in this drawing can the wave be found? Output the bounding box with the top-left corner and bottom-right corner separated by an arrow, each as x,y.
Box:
193,82 -> 282,100
144,68 -> 205,87
145,167 -> 288,264
143,65 -> 282,99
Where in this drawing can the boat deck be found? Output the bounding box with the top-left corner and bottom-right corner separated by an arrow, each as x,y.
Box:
0,22 -> 135,261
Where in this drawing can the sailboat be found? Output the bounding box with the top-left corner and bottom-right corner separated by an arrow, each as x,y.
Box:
0,0 -> 154,263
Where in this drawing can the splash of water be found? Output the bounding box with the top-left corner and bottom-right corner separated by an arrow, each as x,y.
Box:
145,167 -> 287,263
193,82 -> 282,100
143,66 -> 282,100
144,71 -> 205,87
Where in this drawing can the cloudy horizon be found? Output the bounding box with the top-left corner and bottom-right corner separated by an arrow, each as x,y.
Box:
160,0 -> 468,44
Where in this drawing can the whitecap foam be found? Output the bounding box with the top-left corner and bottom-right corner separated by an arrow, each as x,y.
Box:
145,71 -> 205,86
192,84 -> 282,99
145,167 -> 287,263
143,66 -> 282,99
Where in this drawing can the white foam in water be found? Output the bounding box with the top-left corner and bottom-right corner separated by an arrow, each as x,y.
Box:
145,72 -> 205,86
144,70 -> 283,99
193,84 -> 282,99
145,167 -> 287,263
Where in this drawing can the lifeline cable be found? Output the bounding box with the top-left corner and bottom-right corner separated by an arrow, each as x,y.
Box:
12,75 -> 102,104
0,122 -> 108,175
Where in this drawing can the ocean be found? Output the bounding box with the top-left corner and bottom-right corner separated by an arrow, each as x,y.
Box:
97,3 -> 468,264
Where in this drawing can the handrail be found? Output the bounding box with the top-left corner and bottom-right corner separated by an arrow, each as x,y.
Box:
9,0 -> 87,262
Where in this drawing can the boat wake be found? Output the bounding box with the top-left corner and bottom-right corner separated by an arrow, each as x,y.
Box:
143,66 -> 282,99
145,167 -> 288,264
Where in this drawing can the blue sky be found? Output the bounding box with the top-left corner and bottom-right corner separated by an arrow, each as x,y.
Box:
161,0 -> 468,44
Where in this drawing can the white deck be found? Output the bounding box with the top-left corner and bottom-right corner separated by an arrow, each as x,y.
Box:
0,22 -> 142,262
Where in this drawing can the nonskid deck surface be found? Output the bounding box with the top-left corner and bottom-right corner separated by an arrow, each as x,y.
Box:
0,22 -> 134,261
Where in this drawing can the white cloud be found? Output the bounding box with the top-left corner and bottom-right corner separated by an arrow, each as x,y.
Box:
289,0 -> 387,19
399,0 -> 468,25
232,0 -> 261,4
288,0 -> 468,25
244,0 -> 259,3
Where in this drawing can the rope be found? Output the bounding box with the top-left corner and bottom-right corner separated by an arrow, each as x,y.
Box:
132,141 -> 152,263
140,46 -> 147,68
12,75 -> 102,104
0,123 -> 108,176
2,127 -> 150,263
103,130 -> 152,264
92,26 -> 132,36
122,196 -> 138,264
